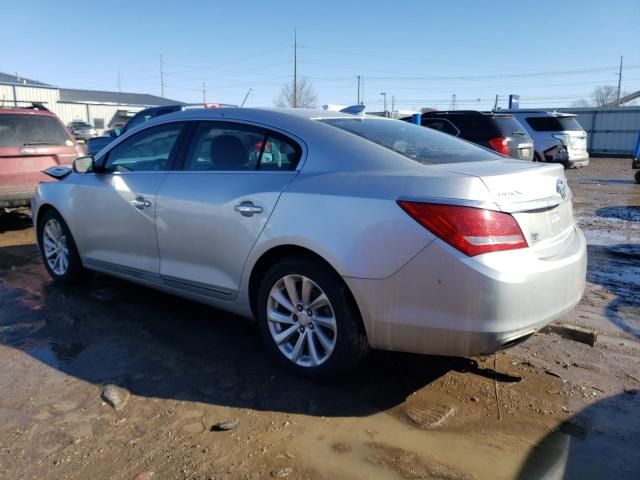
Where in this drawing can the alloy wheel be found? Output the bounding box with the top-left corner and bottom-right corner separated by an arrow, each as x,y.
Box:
42,218 -> 69,276
267,274 -> 337,367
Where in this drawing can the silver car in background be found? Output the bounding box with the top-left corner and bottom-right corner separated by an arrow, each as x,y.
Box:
505,110 -> 589,168
31,108 -> 587,378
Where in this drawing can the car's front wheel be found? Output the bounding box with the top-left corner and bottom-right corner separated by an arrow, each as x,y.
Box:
38,209 -> 87,283
256,257 -> 368,378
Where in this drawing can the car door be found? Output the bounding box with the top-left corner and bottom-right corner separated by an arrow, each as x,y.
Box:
156,120 -> 302,300
73,122 -> 186,278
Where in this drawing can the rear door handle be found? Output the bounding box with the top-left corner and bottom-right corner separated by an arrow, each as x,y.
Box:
234,201 -> 263,217
131,196 -> 152,210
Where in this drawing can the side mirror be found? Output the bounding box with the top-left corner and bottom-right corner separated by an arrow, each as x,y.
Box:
73,156 -> 95,174
110,127 -> 123,138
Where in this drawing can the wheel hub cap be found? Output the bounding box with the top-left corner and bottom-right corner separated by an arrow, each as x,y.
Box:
267,274 -> 337,367
42,218 -> 69,276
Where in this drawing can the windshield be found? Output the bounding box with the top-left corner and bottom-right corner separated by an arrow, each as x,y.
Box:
526,116 -> 583,132
0,114 -> 70,147
319,118 -> 498,164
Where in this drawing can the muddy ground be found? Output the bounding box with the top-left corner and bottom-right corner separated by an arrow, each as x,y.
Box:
0,157 -> 638,480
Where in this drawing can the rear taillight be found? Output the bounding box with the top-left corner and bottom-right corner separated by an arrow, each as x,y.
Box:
487,137 -> 510,156
397,201 -> 528,256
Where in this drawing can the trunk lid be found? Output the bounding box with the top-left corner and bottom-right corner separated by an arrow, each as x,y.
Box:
439,160 -> 575,258
0,146 -> 79,192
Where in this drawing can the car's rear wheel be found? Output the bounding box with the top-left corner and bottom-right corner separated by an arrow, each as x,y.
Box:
256,257 -> 368,378
533,153 -> 542,162
38,209 -> 87,283
635,170 -> 640,184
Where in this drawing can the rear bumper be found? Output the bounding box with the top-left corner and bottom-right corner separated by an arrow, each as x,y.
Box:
0,190 -> 34,208
345,227 -> 587,357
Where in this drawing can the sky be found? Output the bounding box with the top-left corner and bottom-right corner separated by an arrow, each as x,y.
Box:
2,0 -> 639,111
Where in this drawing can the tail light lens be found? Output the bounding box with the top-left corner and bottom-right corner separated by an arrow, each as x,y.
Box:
487,137 -> 510,156
397,201 -> 528,256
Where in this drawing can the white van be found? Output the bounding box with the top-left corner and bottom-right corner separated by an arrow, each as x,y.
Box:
504,110 -> 589,168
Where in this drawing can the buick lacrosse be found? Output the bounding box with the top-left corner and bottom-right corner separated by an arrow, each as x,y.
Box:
32,108 -> 586,377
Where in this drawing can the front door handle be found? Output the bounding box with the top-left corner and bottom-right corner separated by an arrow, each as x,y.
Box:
234,201 -> 263,217
131,196 -> 152,210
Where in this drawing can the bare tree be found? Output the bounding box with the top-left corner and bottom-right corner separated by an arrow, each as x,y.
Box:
592,85 -> 618,107
570,85 -> 622,108
569,98 -> 591,108
275,77 -> 317,108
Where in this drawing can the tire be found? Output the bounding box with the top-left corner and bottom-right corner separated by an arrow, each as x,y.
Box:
533,153 -> 542,163
38,209 -> 87,283
635,170 -> 640,184
256,257 -> 368,379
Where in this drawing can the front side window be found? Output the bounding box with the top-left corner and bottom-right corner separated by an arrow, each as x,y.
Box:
320,118 -> 497,165
183,122 -> 301,171
422,118 -> 459,136
103,123 -> 183,173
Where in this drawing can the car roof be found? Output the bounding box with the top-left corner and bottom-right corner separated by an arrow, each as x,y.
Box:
0,107 -> 57,116
146,107 -> 377,125
421,110 -> 514,119
499,110 -> 577,118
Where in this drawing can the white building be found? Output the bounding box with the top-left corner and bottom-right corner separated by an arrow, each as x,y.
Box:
0,72 -> 181,132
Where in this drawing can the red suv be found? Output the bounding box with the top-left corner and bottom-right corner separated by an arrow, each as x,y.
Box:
0,106 -> 84,208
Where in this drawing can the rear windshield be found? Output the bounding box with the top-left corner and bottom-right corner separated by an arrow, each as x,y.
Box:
0,114 -> 70,147
319,118 -> 497,164
493,116 -> 529,137
525,116 -> 583,132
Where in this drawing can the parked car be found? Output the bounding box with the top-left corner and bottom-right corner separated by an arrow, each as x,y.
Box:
86,103 -> 238,155
0,106 -> 83,209
503,110 -> 589,168
32,108 -> 586,378
404,110 -> 534,161
67,121 -> 98,141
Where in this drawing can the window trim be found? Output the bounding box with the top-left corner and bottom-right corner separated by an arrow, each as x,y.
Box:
99,121 -> 188,174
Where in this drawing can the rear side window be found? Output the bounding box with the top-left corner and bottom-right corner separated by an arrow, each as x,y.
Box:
183,122 -> 301,171
526,116 -> 583,132
320,118 -> 498,165
443,115 -> 497,139
0,114 -> 70,147
421,118 -> 459,136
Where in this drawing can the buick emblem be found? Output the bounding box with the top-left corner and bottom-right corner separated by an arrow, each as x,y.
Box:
556,179 -> 568,200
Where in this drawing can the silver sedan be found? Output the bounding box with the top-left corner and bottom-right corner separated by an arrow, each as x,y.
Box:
31,108 -> 587,378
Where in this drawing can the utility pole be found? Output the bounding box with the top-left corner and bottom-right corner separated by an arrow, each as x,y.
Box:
117,68 -> 122,92
616,55 -> 623,106
449,94 -> 457,110
293,29 -> 298,108
380,92 -> 387,115
202,81 -> 206,104
391,95 -> 395,116
357,75 -> 361,105
160,55 -> 165,97
361,77 -> 365,105
493,94 -> 499,111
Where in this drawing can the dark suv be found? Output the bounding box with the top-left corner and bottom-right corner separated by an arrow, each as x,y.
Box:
406,111 -> 534,161
86,103 -> 238,155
